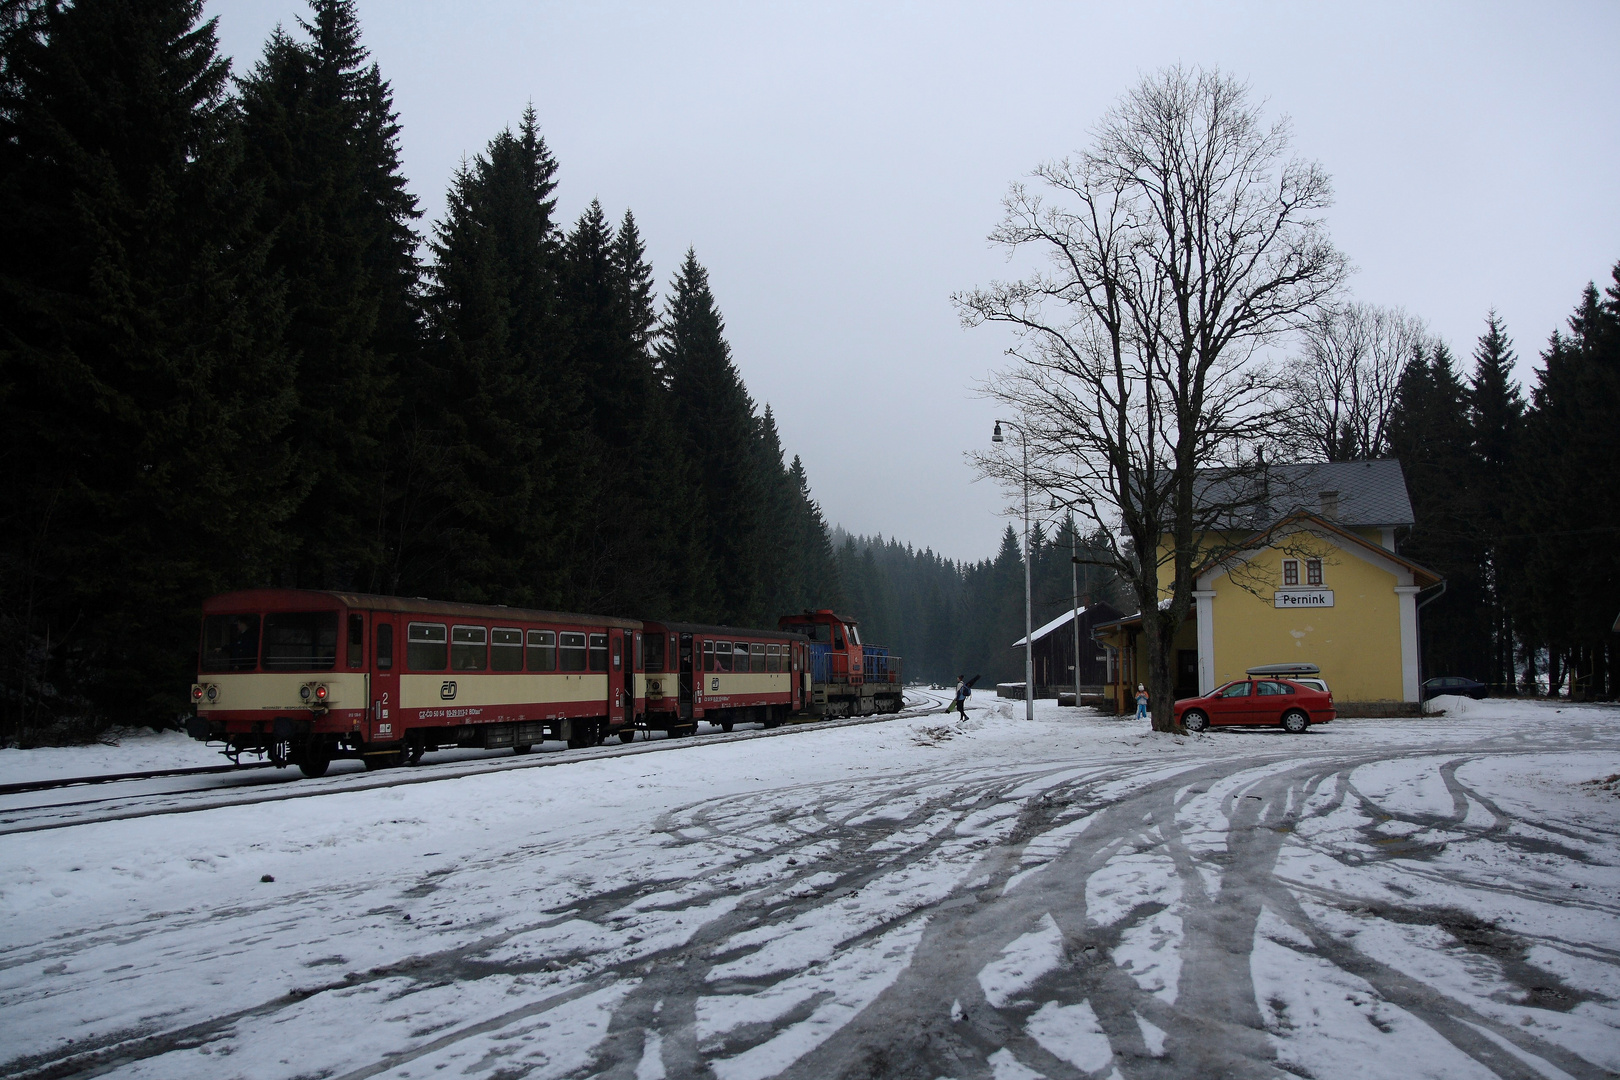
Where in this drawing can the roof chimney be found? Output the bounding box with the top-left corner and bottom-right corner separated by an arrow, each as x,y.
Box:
1319,490 -> 1340,519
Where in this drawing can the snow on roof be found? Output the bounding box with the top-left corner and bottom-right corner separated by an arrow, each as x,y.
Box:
1012,606 -> 1094,648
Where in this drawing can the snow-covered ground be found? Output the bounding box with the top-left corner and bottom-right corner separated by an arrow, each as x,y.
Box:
1,695 -> 1617,1079
0,728 -> 225,783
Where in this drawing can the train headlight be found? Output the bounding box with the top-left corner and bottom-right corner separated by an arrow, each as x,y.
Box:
314,684 -> 329,702
205,684 -> 219,703
300,684 -> 312,702
191,684 -> 205,702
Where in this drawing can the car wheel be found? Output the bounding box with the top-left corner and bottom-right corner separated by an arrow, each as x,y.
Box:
1281,710 -> 1309,734
1182,710 -> 1209,733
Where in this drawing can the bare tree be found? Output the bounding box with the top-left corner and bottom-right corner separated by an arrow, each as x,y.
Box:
1283,302 -> 1429,461
956,67 -> 1346,733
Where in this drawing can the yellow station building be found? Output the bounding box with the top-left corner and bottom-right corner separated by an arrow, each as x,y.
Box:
1097,460 -> 1443,713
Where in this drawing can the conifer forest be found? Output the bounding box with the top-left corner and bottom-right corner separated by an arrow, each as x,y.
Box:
0,1 -> 1615,741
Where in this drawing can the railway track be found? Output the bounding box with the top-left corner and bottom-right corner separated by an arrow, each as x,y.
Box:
0,690 -> 953,837
0,760 -> 274,798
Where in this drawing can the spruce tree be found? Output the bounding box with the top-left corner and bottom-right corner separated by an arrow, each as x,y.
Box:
0,0 -> 293,732
659,249 -> 764,623
236,0 -> 420,591
1512,268 -> 1620,698
559,200 -> 677,614
1466,312 -> 1525,688
409,108 -> 585,606
1388,341 -> 1489,681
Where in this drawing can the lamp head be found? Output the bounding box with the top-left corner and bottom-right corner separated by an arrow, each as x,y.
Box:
991,421 -> 1004,443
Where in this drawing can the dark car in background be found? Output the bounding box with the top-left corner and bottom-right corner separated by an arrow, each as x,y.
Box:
1422,676 -> 1488,701
1174,678 -> 1335,734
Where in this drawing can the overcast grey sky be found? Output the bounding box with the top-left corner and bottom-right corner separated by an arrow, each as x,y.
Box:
204,1 -> 1620,564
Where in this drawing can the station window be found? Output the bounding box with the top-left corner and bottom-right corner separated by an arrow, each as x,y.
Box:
588,633 -> 608,672
715,641 -> 733,673
751,642 -> 766,672
263,612 -> 339,671
200,613 -> 260,673
528,629 -> 556,671
645,632 -> 665,673
1282,559 -> 1300,587
451,625 -> 488,671
1307,559 -> 1323,586
407,622 -> 448,671
347,614 -> 365,669
491,628 -> 523,672
702,640 -> 714,672
559,632 -> 587,672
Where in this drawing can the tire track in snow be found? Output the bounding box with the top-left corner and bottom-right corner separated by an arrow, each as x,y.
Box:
4,724 -> 1617,1079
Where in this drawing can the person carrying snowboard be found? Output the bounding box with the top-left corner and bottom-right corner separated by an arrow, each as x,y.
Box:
951,674 -> 977,719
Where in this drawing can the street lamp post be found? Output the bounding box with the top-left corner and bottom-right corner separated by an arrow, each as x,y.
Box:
1072,531 -> 1082,708
992,420 -> 1035,723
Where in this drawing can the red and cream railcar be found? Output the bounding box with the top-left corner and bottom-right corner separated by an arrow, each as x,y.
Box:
187,589 -> 642,776
637,621 -> 809,735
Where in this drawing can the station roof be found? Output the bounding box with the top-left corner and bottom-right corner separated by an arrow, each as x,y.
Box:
1196,458 -> 1416,529
1012,602 -> 1122,647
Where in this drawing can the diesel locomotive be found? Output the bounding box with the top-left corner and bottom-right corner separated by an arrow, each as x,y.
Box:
186,589 -> 903,777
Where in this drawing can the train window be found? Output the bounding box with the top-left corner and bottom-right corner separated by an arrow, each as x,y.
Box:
808,622 -> 831,644
766,644 -> 781,673
645,632 -> 665,673
263,612 -> 339,671
407,623 -> 448,670
201,614 -> 260,672
715,641 -> 732,673
847,624 -> 862,646
376,624 -> 393,670
559,632 -> 587,672
451,626 -> 488,671
612,635 -> 622,670
702,640 -> 714,672
588,634 -> 608,672
491,628 -> 523,672
833,625 -> 845,650
633,632 -> 642,671
751,642 -> 766,672
527,630 -> 556,671
347,614 -> 365,668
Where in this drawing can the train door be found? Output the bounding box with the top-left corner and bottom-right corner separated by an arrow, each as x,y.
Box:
371,615 -> 398,743
791,641 -> 802,711
678,633 -> 694,720
609,628 -> 627,726
632,631 -> 643,722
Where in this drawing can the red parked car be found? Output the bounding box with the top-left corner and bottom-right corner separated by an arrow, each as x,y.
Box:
1174,678 -> 1335,734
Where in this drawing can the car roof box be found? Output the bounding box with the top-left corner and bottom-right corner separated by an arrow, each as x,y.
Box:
1246,662 -> 1321,676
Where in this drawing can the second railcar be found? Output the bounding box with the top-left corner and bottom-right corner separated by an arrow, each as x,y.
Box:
639,621 -> 809,735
